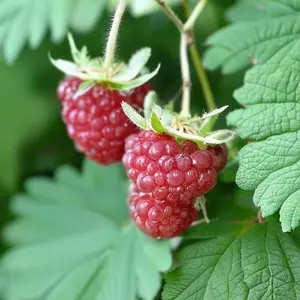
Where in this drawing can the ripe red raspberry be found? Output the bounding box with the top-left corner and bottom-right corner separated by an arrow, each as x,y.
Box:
128,184 -> 198,238
57,76 -> 151,165
123,131 -> 218,204
208,144 -> 228,172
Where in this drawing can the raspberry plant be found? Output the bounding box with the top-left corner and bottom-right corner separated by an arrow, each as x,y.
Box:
1,0 -> 300,300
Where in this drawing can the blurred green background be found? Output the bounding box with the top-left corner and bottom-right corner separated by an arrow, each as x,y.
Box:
0,0 -> 251,254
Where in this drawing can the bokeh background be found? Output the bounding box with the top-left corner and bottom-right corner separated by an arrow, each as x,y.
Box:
0,0 -> 254,270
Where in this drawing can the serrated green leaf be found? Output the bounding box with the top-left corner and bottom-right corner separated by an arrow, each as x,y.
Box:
121,102 -> 148,129
50,0 -> 74,42
113,48 -> 152,82
3,2 -> 30,63
0,160 -> 172,300
163,217 -> 300,300
28,0 -> 49,48
144,91 -> 158,123
204,12 -> 300,74
226,0 -> 297,23
209,1 -> 300,232
227,61 -> 300,232
183,220 -> 242,239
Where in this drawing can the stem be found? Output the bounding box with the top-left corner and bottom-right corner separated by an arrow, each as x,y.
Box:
103,0 -> 126,69
184,0 -> 208,31
155,0 -> 184,32
180,33 -> 191,117
182,0 -> 216,111
189,44 -> 215,110
199,197 -> 210,224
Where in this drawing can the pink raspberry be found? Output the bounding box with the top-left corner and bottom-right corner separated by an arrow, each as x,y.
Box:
57,76 -> 151,165
128,184 -> 198,238
123,131 -> 218,205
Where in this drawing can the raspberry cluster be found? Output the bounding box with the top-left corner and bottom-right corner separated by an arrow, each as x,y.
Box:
57,76 -> 151,165
123,130 -> 228,238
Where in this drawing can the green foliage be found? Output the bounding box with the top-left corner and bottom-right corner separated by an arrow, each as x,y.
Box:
0,160 -> 172,300
0,59 -> 56,191
163,218 -> 300,300
0,0 -> 105,63
203,1 -> 300,232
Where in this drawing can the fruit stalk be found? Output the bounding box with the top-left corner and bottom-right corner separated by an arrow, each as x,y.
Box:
184,0 -> 208,31
156,0 -> 183,32
182,0 -> 216,112
104,0 -> 127,70
180,32 -> 192,118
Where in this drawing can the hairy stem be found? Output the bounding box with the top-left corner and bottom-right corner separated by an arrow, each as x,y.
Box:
182,0 -> 216,111
155,0 -> 184,32
184,0 -> 208,30
104,0 -> 126,69
180,33 -> 192,117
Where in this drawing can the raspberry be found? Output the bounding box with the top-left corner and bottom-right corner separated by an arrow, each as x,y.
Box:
208,144 -> 228,172
123,131 -> 218,204
57,76 -> 151,165
128,184 -> 198,238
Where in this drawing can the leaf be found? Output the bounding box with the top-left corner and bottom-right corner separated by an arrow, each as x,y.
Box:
0,160 -> 172,300
204,6 -> 300,74
144,91 -> 158,122
226,0 -> 297,23
117,64 -> 161,92
151,111 -> 165,133
112,48 -> 152,82
0,0 -> 104,63
227,62 -> 300,232
28,0 -> 49,48
206,1 -> 300,231
121,102 -> 148,129
163,218 -> 300,300
3,0 -> 31,63
49,0 -> 74,42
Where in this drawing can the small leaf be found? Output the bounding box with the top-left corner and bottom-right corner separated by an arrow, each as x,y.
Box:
144,91 -> 157,123
113,48 -> 152,82
49,56 -> 78,76
205,130 -> 236,143
151,111 -> 165,133
152,104 -> 174,127
121,102 -> 148,129
73,81 -> 95,98
117,64 -> 161,91
200,105 -> 228,120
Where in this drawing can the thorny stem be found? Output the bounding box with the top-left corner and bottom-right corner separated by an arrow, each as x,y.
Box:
104,0 -> 126,70
182,0 -> 216,111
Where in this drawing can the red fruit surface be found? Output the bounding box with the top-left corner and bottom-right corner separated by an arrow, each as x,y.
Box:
208,144 -> 228,172
128,184 -> 198,238
123,131 -> 218,205
57,76 -> 151,165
